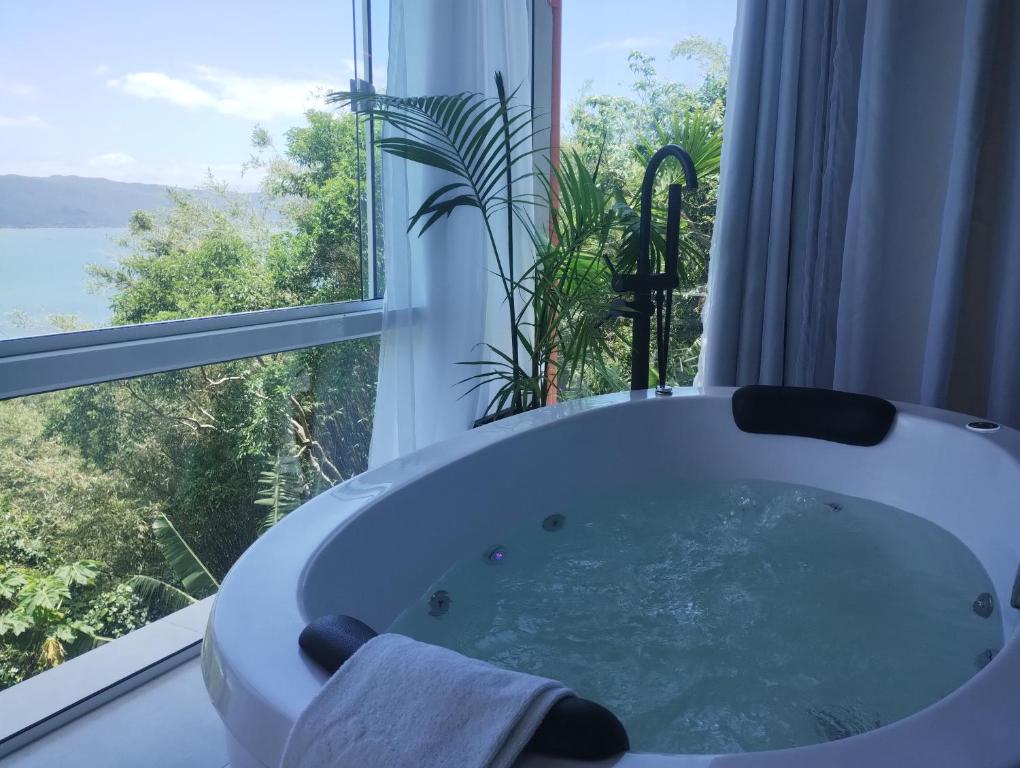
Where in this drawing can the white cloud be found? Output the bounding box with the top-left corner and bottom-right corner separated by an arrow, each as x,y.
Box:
0,78 -> 37,97
589,36 -> 662,52
107,72 -> 218,110
89,152 -> 136,167
107,66 -> 330,121
0,114 -> 48,128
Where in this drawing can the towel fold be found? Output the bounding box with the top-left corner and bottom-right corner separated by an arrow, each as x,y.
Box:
282,633 -> 572,768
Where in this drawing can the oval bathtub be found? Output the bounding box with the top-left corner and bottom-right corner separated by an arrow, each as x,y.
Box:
203,388 -> 1020,768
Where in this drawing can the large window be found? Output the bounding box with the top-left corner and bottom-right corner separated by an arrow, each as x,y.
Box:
558,0 -> 736,390
0,0 -> 383,339
0,0 -> 384,693
0,338 -> 377,691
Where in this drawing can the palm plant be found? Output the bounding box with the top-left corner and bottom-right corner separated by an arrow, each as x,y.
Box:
329,73 -> 624,416
255,451 -> 304,534
329,73 -> 539,414
128,454 -> 304,615
521,150 -> 620,402
128,513 -> 218,615
328,76 -> 723,412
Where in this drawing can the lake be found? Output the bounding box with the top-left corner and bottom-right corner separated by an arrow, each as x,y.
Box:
0,227 -> 125,339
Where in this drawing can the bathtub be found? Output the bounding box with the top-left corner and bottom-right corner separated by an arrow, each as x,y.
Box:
203,387 -> 1020,768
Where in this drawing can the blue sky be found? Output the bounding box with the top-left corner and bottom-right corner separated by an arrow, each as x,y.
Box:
0,1 -> 735,192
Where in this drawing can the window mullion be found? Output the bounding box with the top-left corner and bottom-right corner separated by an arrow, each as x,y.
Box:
0,305 -> 382,401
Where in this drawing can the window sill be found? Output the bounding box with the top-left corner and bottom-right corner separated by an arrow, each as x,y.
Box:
0,597 -> 213,759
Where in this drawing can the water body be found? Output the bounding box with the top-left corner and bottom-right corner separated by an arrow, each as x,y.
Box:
0,228 -> 125,339
390,478 -> 1002,755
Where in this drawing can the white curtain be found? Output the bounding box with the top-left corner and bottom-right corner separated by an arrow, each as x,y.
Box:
700,0 -> 1020,427
369,0 -> 534,467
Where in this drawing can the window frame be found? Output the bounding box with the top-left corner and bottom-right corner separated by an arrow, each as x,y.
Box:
0,0 -> 387,402
0,299 -> 382,401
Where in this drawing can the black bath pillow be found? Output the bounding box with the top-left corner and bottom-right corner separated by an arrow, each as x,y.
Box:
299,615 -> 630,761
299,615 -> 377,674
732,385 -> 896,446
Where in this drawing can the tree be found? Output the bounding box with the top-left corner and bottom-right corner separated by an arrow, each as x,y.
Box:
253,110 -> 366,305
0,489 -> 151,688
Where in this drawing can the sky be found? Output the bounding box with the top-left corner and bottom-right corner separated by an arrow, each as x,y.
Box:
0,0 -> 736,193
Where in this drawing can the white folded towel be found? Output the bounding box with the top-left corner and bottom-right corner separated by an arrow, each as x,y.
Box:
281,633 -> 572,768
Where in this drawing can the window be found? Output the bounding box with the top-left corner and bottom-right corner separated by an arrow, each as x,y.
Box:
0,338 -> 377,691
559,0 -> 736,389
0,0 -> 384,339
0,0 -> 384,695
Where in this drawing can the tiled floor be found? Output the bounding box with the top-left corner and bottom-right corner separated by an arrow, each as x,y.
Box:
1,659 -> 229,768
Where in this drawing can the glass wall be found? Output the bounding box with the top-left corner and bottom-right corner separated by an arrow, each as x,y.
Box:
0,0 -> 383,339
558,0 -> 737,390
0,0 -> 386,690
0,337 -> 378,690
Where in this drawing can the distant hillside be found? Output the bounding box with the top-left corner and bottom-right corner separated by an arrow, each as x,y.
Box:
0,175 -> 254,228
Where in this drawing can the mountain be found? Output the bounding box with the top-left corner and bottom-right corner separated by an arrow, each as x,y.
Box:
0,175 -> 243,228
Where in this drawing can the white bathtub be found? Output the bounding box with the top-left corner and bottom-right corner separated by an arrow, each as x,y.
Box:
203,387 -> 1020,768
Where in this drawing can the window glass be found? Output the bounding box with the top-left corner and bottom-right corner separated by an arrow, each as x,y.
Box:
0,1 -> 381,340
559,0 -> 737,389
0,337 -> 377,689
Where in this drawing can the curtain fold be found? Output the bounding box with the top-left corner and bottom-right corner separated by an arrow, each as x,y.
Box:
369,0 -> 533,467
701,0 -> 1020,427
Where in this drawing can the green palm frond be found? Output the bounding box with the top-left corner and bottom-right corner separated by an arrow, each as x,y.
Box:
542,149 -> 616,256
255,453 -> 303,534
634,108 -> 722,179
126,575 -> 196,616
151,513 -> 218,597
330,72 -> 542,415
327,75 -> 541,240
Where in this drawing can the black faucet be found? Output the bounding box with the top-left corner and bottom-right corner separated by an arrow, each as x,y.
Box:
609,144 -> 698,394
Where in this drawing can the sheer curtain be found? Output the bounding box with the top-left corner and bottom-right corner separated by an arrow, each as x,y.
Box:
700,0 -> 1020,427
369,0 -> 533,467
